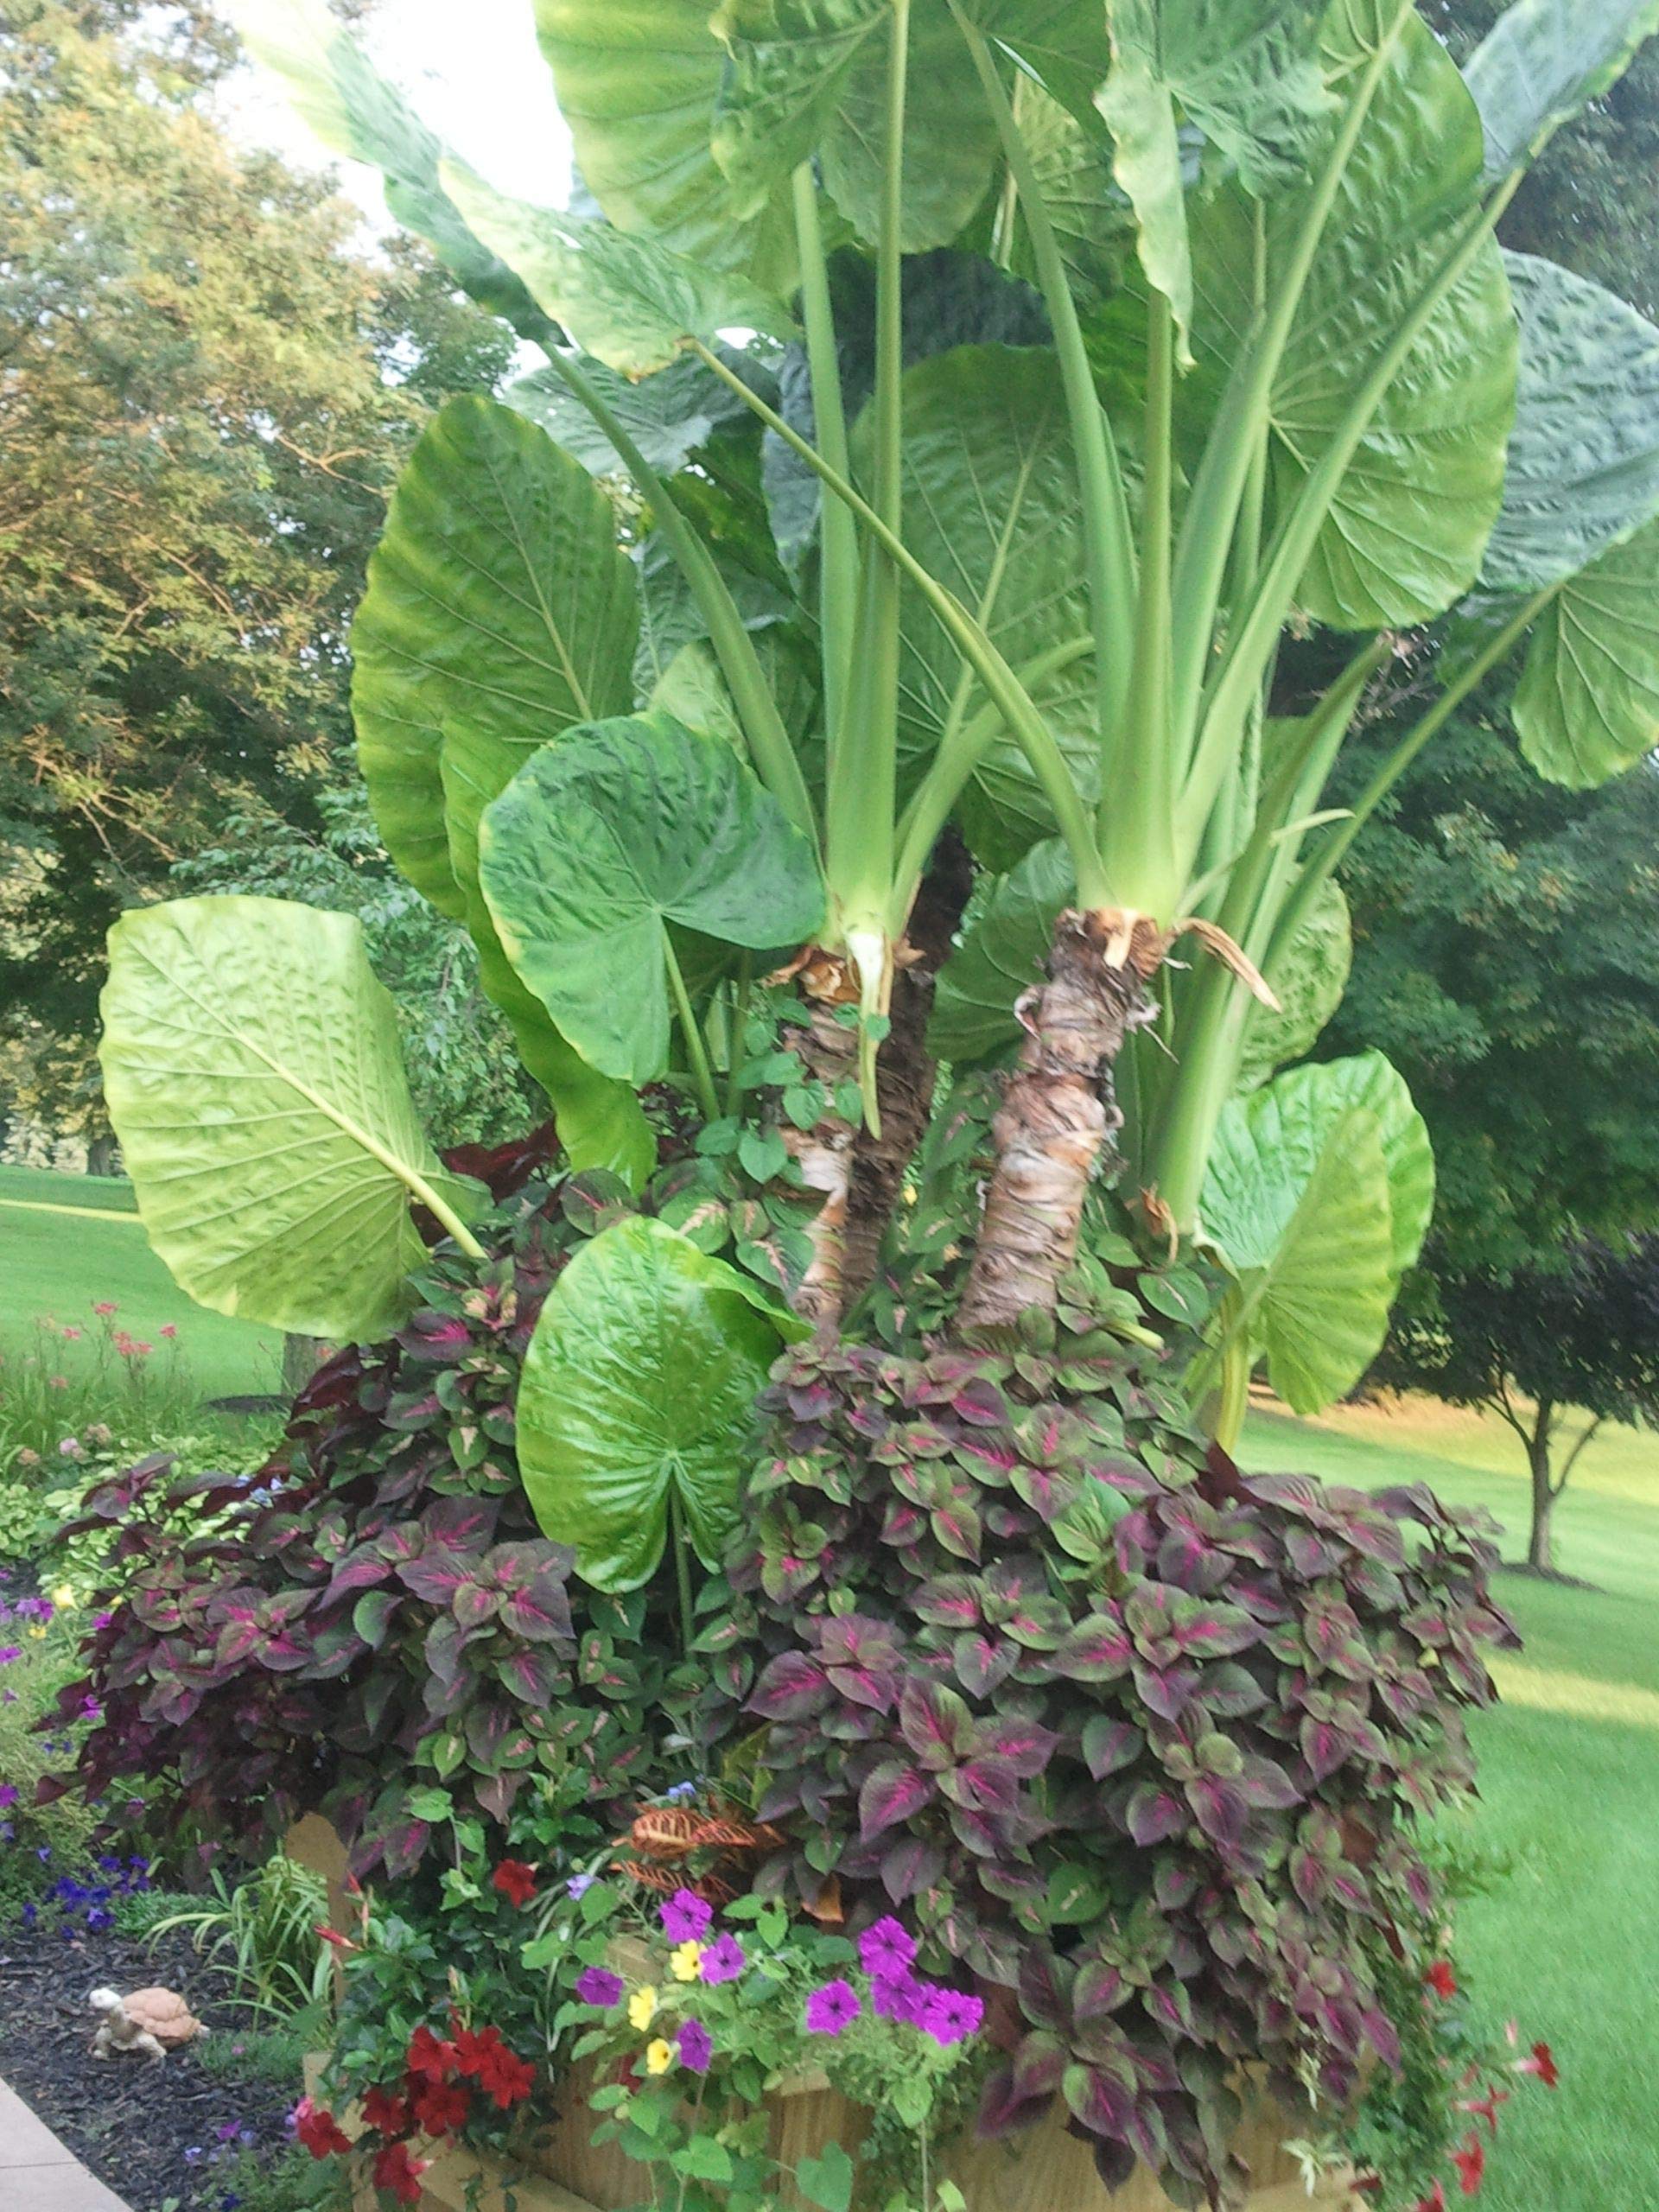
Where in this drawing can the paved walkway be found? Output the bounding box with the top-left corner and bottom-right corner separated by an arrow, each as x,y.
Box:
0,2076 -> 131,2211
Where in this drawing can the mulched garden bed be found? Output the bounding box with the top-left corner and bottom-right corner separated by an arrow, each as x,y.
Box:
0,1909 -> 302,2212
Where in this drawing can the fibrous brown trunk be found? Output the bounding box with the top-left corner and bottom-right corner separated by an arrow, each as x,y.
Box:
781,998 -> 860,1337
955,908 -> 1159,1337
839,831 -> 974,1311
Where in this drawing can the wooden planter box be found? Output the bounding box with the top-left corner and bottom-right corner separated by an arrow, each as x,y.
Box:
289,1821 -> 1357,2212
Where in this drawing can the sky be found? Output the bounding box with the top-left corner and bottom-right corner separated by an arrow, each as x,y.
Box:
216,0 -> 575,228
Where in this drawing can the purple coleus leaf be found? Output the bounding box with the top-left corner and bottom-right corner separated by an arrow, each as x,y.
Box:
749,1652 -> 830,1721
898,1679 -> 974,1771
1080,1716 -> 1141,1780
397,1550 -> 473,1605
911,1575 -> 982,1630
1126,1783 -> 1186,1846
1052,1612 -> 1134,1683
858,1758 -> 937,1840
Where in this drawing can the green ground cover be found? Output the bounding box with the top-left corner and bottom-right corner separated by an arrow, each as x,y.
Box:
1243,1399 -> 1659,2212
0,1162 -> 282,1402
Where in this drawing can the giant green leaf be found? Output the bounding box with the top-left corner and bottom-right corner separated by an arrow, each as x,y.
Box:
442,162 -> 796,377
1513,513 -> 1659,787
1191,0 -> 1516,628
439,728 -> 656,1187
479,712 -> 825,1084
1236,876 -> 1351,1090
1096,0 -> 1332,359
858,345 -> 1098,864
505,351 -> 758,478
709,0 -> 998,252
99,897 -> 482,1341
533,0 -> 797,283
1005,78 -> 1132,310
1200,1050 -> 1431,1410
929,838 -> 1075,1062
1464,0 -> 1659,185
518,1214 -> 808,1590
1482,254 -> 1659,595
1200,1095 -> 1393,1413
352,396 -> 638,917
226,0 -> 550,336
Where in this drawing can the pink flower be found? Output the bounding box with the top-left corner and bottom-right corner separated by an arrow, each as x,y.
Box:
659,1887 -> 714,1943
48,1376 -> 67,1390
804,1980 -> 861,2037
92,1301 -> 117,1317
60,1327 -> 82,1341
1516,2042 -> 1559,2088
159,1324 -> 177,1339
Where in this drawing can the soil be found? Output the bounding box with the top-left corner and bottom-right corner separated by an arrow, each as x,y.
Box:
0,1910 -> 302,2212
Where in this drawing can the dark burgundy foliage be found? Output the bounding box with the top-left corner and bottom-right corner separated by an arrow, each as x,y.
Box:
701,1337 -> 1517,2199
48,1187 -> 677,1878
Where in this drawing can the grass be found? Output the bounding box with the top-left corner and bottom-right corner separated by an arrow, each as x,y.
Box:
1243,1395 -> 1659,2212
0,1162 -> 282,1403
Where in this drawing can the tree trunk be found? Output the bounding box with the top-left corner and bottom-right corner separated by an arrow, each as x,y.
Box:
283,1332 -> 326,1398
956,909 -> 1160,1337
781,997 -> 861,1337
840,831 -> 974,1311
1526,1401 -> 1556,1572
86,1130 -> 119,1178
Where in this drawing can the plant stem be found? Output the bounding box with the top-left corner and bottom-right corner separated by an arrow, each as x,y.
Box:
792,163 -> 857,751
663,935 -> 721,1122
667,1489 -> 697,1667
538,347 -> 817,848
723,954 -> 753,1116
687,339 -> 1108,904
951,0 -> 1137,774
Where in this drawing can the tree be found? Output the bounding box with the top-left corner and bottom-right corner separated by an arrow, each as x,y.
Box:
0,0 -> 514,1123
1381,1239 -> 1659,1572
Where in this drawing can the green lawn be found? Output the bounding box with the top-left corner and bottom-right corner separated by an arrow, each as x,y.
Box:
0,1161 -> 283,1402
1243,1397 -> 1659,2212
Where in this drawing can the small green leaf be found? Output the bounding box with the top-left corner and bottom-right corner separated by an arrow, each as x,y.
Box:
479,712 -> 824,1086
406,1787 -> 454,1823
99,897 -> 480,1341
674,2138 -> 735,2183
795,2140 -> 855,2212
738,1128 -> 791,1183
518,1215 -> 808,1592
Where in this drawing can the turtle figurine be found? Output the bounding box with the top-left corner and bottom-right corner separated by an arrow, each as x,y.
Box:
88,1985 -> 207,2063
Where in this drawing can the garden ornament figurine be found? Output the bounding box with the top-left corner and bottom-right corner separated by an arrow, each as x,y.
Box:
88,1985 -> 207,2061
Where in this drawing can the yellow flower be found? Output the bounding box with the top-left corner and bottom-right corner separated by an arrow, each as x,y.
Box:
645,2037 -> 675,2076
627,1986 -> 658,2031
51,1584 -> 76,1609
670,1941 -> 703,1982
26,1625 -> 48,1642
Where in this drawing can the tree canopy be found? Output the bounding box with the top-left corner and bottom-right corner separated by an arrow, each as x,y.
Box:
0,0 -> 512,1116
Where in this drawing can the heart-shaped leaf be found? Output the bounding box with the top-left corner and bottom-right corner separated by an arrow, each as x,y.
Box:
1464,0 -> 1659,183
1513,512 -> 1659,787
1237,876 -> 1351,1090
480,711 -> 824,1084
99,897 -> 481,1341
442,160 -> 797,377
353,394 -> 639,918
929,837 -> 1075,1063
517,1215 -> 808,1591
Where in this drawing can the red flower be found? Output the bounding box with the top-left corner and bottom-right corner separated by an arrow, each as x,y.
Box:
360,2086 -> 411,2139
479,2044 -> 535,2110
293,2096 -> 352,2160
1424,1960 -> 1459,1999
1452,2134 -> 1486,2196
1457,2087 -> 1510,2137
372,2139 -> 429,2206
412,2080 -> 471,2138
406,2024 -> 458,2085
315,1923 -> 355,1953
1413,2187 -> 1446,2212
1517,2040 -> 1559,2088
452,2024 -> 505,2079
492,1859 -> 537,1907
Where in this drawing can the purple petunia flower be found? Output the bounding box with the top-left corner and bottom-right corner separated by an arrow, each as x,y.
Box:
804,1980 -> 861,2037
659,1887 -> 714,1943
575,1967 -> 626,2008
665,1780 -> 698,1802
697,1932 -> 746,1985
566,1873 -> 595,1899
919,1988 -> 985,2048
0,1648 -> 21,1666
871,1972 -> 925,2027
858,1915 -> 917,1980
677,2018 -> 713,2075
0,1784 -> 18,1810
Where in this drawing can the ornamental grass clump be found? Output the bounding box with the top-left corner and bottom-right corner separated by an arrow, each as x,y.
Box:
702,1332 -> 1516,2191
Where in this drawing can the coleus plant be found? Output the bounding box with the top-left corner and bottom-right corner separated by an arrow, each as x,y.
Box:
102,0 -> 1659,1439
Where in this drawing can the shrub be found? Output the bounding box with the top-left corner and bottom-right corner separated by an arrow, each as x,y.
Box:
701,1333 -> 1517,2196
48,1172 -> 684,1878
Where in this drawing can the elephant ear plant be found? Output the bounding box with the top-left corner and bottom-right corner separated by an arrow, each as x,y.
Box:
84,0 -> 1651,2195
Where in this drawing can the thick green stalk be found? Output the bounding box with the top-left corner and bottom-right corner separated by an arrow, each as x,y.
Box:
1098,289 -> 1180,918
663,934 -> 721,1122
951,0 -> 1137,772
1166,0 -> 1416,741
688,338 -> 1109,905
1263,589 -> 1551,973
1148,638 -> 1387,1233
539,347 -> 817,848
1179,174 -> 1523,855
792,164 -> 858,760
